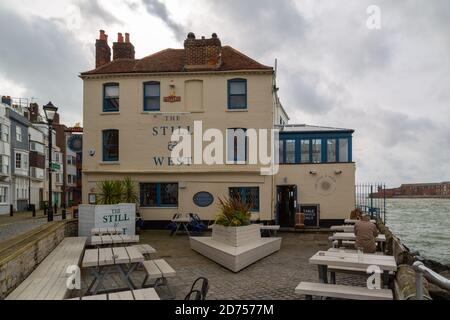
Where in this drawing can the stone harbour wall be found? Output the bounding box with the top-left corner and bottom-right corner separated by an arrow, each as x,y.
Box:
0,219 -> 78,299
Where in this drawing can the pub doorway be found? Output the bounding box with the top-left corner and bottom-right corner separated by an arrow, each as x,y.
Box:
276,185 -> 298,227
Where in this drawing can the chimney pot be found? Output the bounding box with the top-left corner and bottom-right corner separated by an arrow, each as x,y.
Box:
212,33 -> 218,38
96,29 -> 111,68
99,30 -> 106,41
187,32 -> 196,39
113,32 -> 135,60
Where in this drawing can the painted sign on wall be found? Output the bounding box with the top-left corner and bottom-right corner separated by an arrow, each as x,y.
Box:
78,204 -> 136,236
193,192 -> 214,207
68,134 -> 83,153
300,204 -> 320,227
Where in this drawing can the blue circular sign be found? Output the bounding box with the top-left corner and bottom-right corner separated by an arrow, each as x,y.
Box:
193,192 -> 214,207
68,135 -> 83,153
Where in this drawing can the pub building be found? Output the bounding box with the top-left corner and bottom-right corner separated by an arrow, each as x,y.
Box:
80,31 -> 355,228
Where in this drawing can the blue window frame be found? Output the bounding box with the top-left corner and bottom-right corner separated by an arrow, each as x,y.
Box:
227,128 -> 247,163
229,187 -> 260,212
143,81 -> 160,111
102,129 -> 119,161
278,133 -> 353,164
103,83 -> 119,112
227,79 -> 247,109
140,183 -> 178,207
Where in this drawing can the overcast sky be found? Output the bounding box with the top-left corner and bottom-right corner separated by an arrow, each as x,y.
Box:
0,0 -> 449,186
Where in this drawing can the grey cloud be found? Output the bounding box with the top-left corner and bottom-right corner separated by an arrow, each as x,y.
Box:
75,0 -> 122,25
0,5 -> 90,123
140,0 -> 185,41
204,0 -> 307,58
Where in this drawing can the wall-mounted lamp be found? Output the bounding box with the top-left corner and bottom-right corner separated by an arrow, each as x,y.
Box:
283,177 -> 288,184
334,170 -> 343,175
309,170 -> 317,175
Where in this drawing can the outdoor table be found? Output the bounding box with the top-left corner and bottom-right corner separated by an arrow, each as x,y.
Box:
260,225 -> 280,237
90,235 -> 140,247
82,246 -> 144,295
330,225 -> 355,233
330,233 -> 386,252
171,216 -> 192,236
309,250 -> 397,288
91,227 -> 124,236
344,219 -> 376,225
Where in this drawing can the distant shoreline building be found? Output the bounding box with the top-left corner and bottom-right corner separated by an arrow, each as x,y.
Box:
374,182 -> 450,198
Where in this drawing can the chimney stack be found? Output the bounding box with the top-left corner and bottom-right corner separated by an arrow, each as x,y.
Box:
1,96 -> 12,106
184,32 -> 222,70
28,103 -> 40,123
95,30 -> 111,68
113,32 -> 135,60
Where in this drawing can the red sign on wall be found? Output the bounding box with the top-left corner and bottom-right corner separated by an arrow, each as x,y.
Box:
163,95 -> 181,103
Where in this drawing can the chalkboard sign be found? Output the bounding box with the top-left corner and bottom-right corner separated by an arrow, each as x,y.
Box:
300,204 -> 320,227
193,192 -> 214,207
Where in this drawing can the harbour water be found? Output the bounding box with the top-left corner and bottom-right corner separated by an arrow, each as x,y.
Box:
386,198 -> 450,264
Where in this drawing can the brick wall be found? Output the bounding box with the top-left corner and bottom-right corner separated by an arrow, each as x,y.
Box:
184,33 -> 222,68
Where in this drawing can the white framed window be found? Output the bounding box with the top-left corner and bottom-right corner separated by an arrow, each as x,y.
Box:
0,124 -> 9,142
0,186 -> 8,203
30,141 -> 45,154
16,126 -> 22,142
15,152 -> 21,169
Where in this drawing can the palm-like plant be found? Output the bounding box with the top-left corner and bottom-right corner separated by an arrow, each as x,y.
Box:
96,180 -> 124,205
215,196 -> 252,227
122,177 -> 138,204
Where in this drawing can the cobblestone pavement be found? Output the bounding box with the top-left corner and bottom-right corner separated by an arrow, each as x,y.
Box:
79,231 -> 368,300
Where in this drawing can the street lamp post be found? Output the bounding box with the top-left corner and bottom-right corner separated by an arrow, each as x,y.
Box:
43,102 -> 58,222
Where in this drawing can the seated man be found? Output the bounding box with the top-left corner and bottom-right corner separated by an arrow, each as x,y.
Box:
354,214 -> 379,253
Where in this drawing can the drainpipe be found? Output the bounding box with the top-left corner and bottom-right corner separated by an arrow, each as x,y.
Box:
28,133 -> 31,209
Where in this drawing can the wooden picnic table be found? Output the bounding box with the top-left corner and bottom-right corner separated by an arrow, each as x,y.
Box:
82,246 -> 144,295
330,232 -> 386,251
260,225 -> 280,237
90,235 -> 140,247
171,216 -> 192,236
309,250 -> 397,287
91,227 -> 124,236
330,225 -> 355,233
344,219 -> 376,224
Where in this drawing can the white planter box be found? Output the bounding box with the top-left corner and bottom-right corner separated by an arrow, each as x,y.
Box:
78,204 -> 136,236
212,224 -> 261,247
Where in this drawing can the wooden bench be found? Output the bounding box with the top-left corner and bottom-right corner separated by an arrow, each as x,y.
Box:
142,259 -> 176,299
331,239 -> 355,248
295,282 -> 393,300
327,248 -> 384,255
6,237 -> 87,300
133,244 -> 156,258
68,288 -> 160,300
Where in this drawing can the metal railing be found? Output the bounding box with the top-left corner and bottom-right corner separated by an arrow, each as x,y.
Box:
413,261 -> 450,300
355,183 -> 387,223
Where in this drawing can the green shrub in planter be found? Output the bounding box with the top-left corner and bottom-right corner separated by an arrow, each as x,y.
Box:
215,196 -> 252,227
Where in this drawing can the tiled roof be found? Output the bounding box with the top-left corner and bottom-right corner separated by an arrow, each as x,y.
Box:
81,46 -> 272,76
